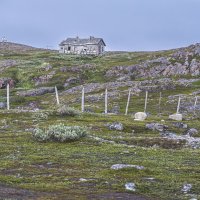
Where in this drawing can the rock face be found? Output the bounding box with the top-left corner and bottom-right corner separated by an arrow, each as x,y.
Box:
134,112 -> 147,121
17,87 -> 55,97
169,114 -> 183,121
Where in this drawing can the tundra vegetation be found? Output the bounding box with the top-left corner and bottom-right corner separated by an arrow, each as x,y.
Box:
0,42 -> 200,199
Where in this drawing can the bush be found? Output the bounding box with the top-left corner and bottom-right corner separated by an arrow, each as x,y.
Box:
33,124 -> 87,142
57,105 -> 80,116
32,111 -> 49,121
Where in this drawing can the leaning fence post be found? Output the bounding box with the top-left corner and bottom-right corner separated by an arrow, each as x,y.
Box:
7,83 -> 10,110
176,96 -> 181,114
194,96 -> 198,108
158,92 -> 162,115
55,86 -> 60,105
125,89 -> 131,115
144,91 -> 148,113
105,88 -> 108,114
81,87 -> 85,112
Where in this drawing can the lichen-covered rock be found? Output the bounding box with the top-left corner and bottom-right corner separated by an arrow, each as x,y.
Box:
169,114 -> 183,121
134,112 -> 147,121
146,123 -> 168,132
111,164 -> 144,170
106,122 -> 123,131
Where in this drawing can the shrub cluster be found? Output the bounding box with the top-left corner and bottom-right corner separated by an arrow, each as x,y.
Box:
32,111 -> 49,121
33,124 -> 87,142
57,105 -> 80,117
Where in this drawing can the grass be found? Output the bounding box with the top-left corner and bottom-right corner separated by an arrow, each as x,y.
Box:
0,47 -> 200,199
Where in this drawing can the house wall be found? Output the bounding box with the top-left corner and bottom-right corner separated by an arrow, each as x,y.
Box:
59,43 -> 105,55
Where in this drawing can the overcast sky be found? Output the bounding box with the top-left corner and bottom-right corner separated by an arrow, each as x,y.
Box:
0,0 -> 200,51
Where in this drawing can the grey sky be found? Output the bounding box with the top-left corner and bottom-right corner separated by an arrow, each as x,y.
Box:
0,0 -> 199,51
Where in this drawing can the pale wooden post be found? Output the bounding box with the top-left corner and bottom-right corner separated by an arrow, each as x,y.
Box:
194,96 -> 198,108
125,89 -> 131,115
105,88 -> 108,114
158,92 -> 162,115
144,91 -> 148,113
176,96 -> 181,114
55,86 -> 60,105
7,83 -> 10,110
81,87 -> 85,112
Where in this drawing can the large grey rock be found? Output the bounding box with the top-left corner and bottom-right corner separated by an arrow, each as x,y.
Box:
106,122 -> 123,131
172,122 -> 188,129
134,112 -> 147,121
125,183 -> 136,191
185,128 -> 198,137
111,164 -> 144,170
181,183 -> 192,193
169,114 -> 183,121
0,102 -> 6,109
146,123 -> 168,132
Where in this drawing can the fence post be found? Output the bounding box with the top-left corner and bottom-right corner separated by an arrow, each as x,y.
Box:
7,83 -> 10,110
55,86 -> 60,105
81,87 -> 85,112
125,89 -> 131,115
105,88 -> 108,114
158,92 -> 162,115
176,96 -> 181,114
144,91 -> 148,113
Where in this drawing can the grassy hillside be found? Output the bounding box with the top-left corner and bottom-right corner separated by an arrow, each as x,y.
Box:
0,43 -> 200,199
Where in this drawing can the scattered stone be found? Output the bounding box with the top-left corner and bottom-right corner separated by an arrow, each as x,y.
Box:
125,182 -> 136,191
0,102 -> 6,109
172,122 -> 188,129
169,113 -> 183,121
134,112 -> 147,121
111,164 -> 144,170
185,128 -> 198,137
181,183 -> 192,193
79,178 -> 87,182
106,122 -> 124,131
146,123 -> 168,132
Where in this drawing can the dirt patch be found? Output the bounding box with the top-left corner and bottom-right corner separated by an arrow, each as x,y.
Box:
0,184 -> 51,200
88,192 -> 152,200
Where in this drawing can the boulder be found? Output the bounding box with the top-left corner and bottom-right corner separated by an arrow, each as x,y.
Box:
106,122 -> 123,131
134,112 -> 147,121
146,123 -> 168,132
172,122 -> 188,129
125,183 -> 136,191
0,102 -> 6,109
181,183 -> 192,193
169,114 -> 183,121
185,128 -> 198,137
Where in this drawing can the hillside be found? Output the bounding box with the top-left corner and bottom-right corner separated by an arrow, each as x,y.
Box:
0,43 -> 200,199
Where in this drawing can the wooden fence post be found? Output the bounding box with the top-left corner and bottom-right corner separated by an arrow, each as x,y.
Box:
176,96 -> 181,114
105,88 -> 108,114
144,91 -> 148,113
125,89 -> 131,115
81,87 -> 85,112
55,86 -> 60,105
7,83 -> 10,110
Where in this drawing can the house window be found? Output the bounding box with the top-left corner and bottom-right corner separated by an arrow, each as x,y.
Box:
68,46 -> 71,51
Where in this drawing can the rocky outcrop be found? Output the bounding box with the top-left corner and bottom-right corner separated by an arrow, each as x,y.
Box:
16,87 -> 55,97
0,78 -> 15,89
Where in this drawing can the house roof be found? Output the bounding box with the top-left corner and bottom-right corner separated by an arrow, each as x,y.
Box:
59,36 -> 106,46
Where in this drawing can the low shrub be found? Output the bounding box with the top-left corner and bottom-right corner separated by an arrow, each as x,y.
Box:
32,111 -> 49,121
57,105 -> 80,116
33,124 -> 87,142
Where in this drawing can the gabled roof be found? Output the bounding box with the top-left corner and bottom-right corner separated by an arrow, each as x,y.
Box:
59,36 -> 106,46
